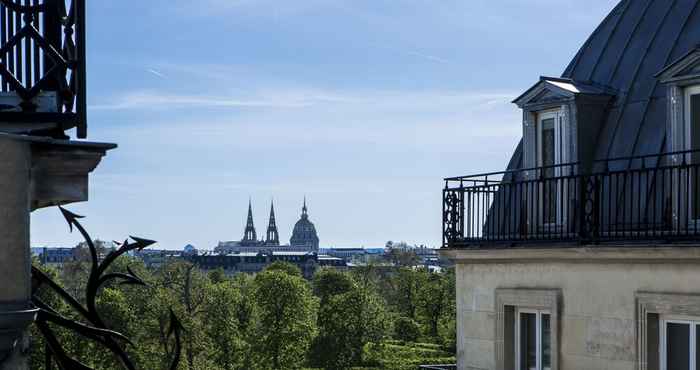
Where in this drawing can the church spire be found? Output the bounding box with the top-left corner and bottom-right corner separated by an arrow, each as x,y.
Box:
302,196 -> 308,218
243,199 -> 257,242
266,200 -> 280,246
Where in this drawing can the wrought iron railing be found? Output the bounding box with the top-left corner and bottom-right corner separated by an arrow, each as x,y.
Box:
31,207 -> 182,369
0,0 -> 86,137
443,149 -> 700,247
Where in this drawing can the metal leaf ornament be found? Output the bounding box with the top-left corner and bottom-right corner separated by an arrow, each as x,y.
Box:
30,207 -> 183,370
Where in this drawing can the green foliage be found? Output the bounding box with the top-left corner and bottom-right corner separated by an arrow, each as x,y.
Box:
30,254 -> 456,370
204,280 -> 248,369
390,268 -> 427,320
363,341 -> 455,370
310,271 -> 388,369
393,316 -> 421,342
251,270 -> 317,369
208,267 -> 227,284
264,260 -> 302,277
312,268 -> 355,304
417,272 -> 449,337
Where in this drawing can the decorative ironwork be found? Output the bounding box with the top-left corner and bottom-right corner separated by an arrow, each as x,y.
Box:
0,0 -> 87,138
442,149 -> 700,247
581,175 -> 599,240
442,188 -> 463,246
31,207 -> 182,370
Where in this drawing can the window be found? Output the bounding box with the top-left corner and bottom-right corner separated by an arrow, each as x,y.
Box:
637,293 -> 700,370
496,289 -> 559,370
517,309 -> 551,370
536,110 -> 567,226
661,319 -> 700,370
685,86 -> 700,221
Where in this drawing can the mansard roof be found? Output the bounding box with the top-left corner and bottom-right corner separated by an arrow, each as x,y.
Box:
508,0 -> 700,169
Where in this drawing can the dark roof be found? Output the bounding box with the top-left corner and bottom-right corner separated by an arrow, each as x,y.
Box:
509,0 -> 700,170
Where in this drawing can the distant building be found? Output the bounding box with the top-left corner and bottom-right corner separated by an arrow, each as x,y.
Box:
38,247 -> 76,265
322,248 -> 368,262
186,251 -> 329,279
216,199 -> 320,254
133,249 -> 181,269
183,244 -> 198,256
318,255 -> 348,270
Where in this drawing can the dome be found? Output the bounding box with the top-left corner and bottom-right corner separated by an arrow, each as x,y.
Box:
290,200 -> 319,250
508,0 -> 700,170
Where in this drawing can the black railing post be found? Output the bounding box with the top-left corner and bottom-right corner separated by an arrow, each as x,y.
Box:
460,180 -> 465,243
578,173 -> 590,242
43,0 -> 60,91
75,0 -> 87,138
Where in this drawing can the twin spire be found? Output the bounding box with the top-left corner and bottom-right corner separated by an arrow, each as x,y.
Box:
242,199 -> 286,246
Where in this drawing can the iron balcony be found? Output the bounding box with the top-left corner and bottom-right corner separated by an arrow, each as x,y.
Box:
0,0 -> 87,138
443,149 -> 700,248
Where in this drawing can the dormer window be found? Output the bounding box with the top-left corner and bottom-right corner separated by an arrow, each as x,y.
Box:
513,77 -> 614,174
513,77 -> 614,230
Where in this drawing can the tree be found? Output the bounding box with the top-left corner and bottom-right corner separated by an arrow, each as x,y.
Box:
417,273 -> 449,338
390,268 -> 427,320
203,281 -> 247,369
264,261 -> 302,278
251,270 -> 317,369
394,316 -> 421,342
312,268 -> 355,305
311,284 -> 388,369
384,242 -> 420,267
208,267 -> 227,284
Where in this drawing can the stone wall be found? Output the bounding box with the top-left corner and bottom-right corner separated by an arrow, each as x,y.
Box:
442,247 -> 700,370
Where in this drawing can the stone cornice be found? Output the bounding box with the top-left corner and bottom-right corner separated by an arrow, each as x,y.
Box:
440,246 -> 700,264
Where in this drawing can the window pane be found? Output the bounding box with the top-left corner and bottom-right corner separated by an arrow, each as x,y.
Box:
667,322 -> 690,370
520,313 -> 537,370
542,124 -> 555,169
692,94 -> 700,219
542,124 -> 557,224
542,314 -> 551,370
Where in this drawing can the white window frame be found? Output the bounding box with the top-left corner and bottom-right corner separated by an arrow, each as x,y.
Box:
515,308 -> 552,370
536,109 -> 568,228
660,317 -> 700,370
684,85 -> 700,225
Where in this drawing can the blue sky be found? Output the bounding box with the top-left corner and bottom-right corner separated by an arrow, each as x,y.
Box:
31,0 -> 618,250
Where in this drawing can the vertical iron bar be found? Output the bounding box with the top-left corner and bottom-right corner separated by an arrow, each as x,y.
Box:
15,1 -> 22,87
1,3 -> 6,91
33,0 -> 40,87
76,0 -> 87,137
8,3 -> 14,89
24,0 -> 32,89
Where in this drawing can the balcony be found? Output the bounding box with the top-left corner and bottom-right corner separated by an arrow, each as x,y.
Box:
0,0 -> 87,138
442,149 -> 700,248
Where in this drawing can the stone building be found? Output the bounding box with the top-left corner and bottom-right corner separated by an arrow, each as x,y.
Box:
441,1 -> 700,369
216,199 -> 320,254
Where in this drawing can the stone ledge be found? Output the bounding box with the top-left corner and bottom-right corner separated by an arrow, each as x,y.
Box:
441,246 -> 700,264
0,133 -> 117,210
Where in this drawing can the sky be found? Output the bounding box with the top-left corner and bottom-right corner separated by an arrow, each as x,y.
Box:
30,0 -> 619,250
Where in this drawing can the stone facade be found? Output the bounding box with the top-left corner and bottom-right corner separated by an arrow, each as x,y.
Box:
0,134 -> 113,370
442,247 -> 700,370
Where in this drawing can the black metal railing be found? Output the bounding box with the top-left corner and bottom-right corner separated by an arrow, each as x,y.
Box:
0,0 -> 86,137
443,149 -> 700,247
